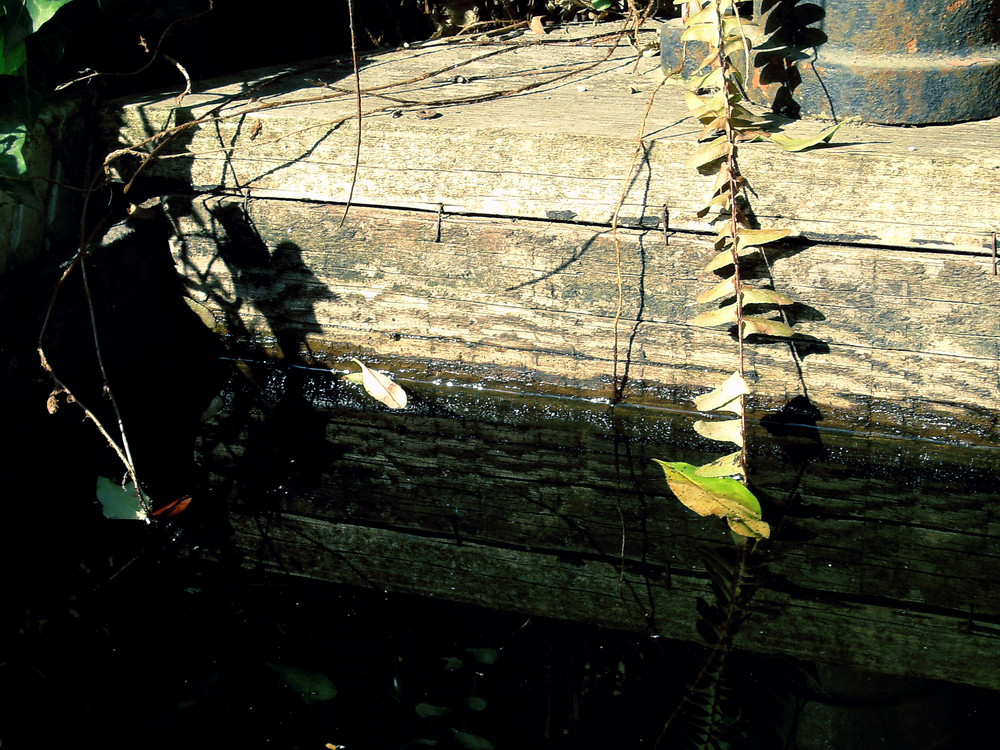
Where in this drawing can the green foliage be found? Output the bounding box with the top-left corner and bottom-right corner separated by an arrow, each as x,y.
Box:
658,545 -> 772,749
655,4 -> 842,745
0,0 -> 81,195
653,460 -> 768,539
95,474 -> 148,520
407,645 -> 498,750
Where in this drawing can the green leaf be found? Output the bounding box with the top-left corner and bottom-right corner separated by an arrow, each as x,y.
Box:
0,124 -> 29,175
450,730 -> 494,750
591,0 -> 613,10
693,418 -> 744,447
22,0 -> 77,34
742,317 -> 794,338
691,303 -> 737,328
463,647 -> 498,664
266,663 -> 337,705
694,371 -> 749,413
416,702 -> 451,718
95,476 -> 148,521
757,122 -> 843,152
465,696 -> 488,711
652,460 -> 769,539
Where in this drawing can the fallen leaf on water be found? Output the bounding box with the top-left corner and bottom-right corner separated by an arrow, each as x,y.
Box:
352,359 -> 407,409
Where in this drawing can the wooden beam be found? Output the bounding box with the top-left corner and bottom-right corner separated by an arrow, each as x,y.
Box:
103,23 -> 1000,254
91,21 -> 1000,691
170,197 -> 1000,442
198,370 -> 1000,690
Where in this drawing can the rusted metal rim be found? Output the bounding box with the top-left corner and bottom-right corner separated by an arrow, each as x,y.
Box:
661,0 -> 1000,125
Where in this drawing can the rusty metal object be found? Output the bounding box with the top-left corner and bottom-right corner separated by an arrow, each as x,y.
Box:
662,0 -> 1000,125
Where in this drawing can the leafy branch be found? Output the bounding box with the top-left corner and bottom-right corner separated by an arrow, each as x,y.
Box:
653,3 -> 840,745
656,0 -> 838,540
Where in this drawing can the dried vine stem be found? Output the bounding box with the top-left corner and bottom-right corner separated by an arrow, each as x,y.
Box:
609,74 -> 667,403
340,0 -> 363,226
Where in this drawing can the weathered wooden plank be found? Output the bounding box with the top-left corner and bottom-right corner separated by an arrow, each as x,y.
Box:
200,372 -> 1000,613
104,22 -> 1000,254
198,367 -> 1000,689
169,196 -> 1000,441
237,513 -> 1000,690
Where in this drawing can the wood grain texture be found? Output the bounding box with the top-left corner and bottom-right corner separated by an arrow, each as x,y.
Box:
201,371 -> 1000,689
103,22 -> 1000,254
169,196 -> 1000,441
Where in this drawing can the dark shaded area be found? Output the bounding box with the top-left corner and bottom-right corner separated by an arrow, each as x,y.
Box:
754,0 -> 829,118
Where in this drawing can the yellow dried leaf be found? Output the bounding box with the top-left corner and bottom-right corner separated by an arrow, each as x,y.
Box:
694,451 -> 746,479
693,418 -> 744,447
685,136 -> 730,171
691,303 -> 737,328
741,288 -> 795,306
684,89 -> 707,111
529,15 -> 546,35
695,277 -> 736,305
759,123 -> 843,152
741,317 -> 795,338
184,297 -> 217,329
735,228 -> 794,252
704,246 -> 754,273
728,516 -> 771,538
694,371 -> 749,413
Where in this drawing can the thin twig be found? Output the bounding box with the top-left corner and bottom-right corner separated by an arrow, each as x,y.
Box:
80,258 -> 148,513
54,0 -> 215,91
610,75 -> 667,403
340,0 -> 363,227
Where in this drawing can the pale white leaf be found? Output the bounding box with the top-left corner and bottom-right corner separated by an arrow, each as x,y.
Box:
352,359 -> 407,409
694,371 -> 749,413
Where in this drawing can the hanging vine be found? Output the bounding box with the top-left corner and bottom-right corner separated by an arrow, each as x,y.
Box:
652,3 -> 837,746
654,0 -> 836,541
